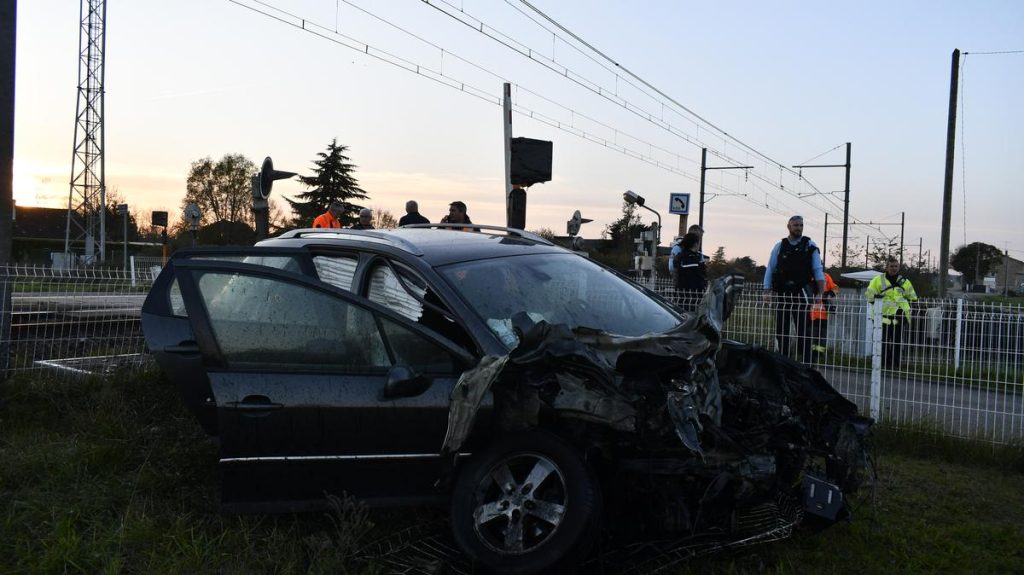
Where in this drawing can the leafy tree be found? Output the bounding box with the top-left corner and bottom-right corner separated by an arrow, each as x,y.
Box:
827,242 -> 865,270
707,246 -> 728,277
951,242 -> 1004,289
602,201 -> 644,251
867,238 -> 900,270
268,198 -> 293,236
531,227 -> 557,241
103,187 -> 139,243
184,154 -> 256,230
371,207 -> 398,230
727,255 -> 759,277
287,139 -> 368,227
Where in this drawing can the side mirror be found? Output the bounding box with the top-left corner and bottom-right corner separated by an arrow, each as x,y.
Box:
381,365 -> 432,400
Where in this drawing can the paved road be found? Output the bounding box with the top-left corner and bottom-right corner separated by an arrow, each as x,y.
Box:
817,365 -> 1024,444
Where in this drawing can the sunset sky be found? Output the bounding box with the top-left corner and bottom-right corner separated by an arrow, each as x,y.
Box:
14,0 -> 1024,265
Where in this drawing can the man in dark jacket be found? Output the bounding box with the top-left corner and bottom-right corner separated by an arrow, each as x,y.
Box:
398,200 -> 430,227
673,232 -> 706,310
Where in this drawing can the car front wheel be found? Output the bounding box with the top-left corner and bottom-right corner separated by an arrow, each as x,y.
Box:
450,431 -> 600,574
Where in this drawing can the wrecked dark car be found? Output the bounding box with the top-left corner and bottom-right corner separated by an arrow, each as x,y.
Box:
142,225 -> 871,574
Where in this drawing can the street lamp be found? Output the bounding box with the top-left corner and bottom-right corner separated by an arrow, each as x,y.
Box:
623,190 -> 662,247
623,191 -> 662,287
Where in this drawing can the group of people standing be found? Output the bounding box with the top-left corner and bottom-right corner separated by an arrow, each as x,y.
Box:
764,214 -> 917,368
311,200 -> 473,230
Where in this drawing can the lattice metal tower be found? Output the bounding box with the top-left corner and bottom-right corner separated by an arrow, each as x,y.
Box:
65,0 -> 106,264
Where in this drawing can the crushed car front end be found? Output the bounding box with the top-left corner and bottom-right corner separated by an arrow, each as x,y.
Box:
442,273 -> 872,571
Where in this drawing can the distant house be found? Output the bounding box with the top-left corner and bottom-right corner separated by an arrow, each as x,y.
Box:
987,254 -> 1024,294
11,205 -> 150,265
11,206 -> 81,263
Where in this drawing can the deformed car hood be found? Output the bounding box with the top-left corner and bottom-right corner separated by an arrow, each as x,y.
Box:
442,278 -> 729,455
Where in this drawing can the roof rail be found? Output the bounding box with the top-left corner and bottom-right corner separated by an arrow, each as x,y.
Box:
274,228 -> 423,255
401,223 -> 554,245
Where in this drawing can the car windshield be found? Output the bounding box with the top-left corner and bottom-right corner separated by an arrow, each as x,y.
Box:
440,253 -> 682,349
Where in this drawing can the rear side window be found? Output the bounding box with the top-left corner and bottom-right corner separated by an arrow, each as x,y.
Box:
195,271 -> 388,372
314,255 -> 359,291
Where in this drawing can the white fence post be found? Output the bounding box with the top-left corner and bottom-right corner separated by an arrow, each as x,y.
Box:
954,298 -> 963,370
870,299 -> 883,420
130,255 -> 136,288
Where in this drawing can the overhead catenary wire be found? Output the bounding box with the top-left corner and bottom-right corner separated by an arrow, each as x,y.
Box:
226,0 -> 809,217
423,0 -> 871,223
229,0 -> 885,231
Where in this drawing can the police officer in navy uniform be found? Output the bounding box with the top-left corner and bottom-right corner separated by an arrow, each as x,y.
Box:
763,215 -> 826,362
672,232 -> 707,311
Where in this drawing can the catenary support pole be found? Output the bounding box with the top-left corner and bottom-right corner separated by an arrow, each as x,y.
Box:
899,211 -> 905,268
823,212 -> 828,267
939,49 -> 960,298
699,148 -> 707,229
842,142 -> 851,268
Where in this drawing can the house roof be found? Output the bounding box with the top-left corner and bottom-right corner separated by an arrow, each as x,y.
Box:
13,206 -> 82,241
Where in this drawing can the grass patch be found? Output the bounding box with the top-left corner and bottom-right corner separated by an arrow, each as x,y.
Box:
1,372 -> 1022,573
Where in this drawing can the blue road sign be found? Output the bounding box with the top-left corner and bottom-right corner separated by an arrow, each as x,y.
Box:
669,193 -> 690,215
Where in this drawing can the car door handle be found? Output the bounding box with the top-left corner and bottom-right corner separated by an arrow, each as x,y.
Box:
163,341 -> 200,355
228,396 -> 283,413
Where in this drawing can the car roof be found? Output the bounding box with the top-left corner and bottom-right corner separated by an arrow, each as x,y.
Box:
257,226 -> 571,267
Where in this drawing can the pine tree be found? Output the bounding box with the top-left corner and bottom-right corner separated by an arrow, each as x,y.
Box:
287,139 -> 369,227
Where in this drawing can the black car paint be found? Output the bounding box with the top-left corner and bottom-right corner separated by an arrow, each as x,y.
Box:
144,229 -> 870,538
143,250 -> 487,508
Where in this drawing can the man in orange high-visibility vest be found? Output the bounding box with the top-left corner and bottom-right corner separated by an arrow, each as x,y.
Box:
312,201 -> 344,229
809,272 -> 839,362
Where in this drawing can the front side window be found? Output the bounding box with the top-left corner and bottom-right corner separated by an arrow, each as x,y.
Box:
380,317 -> 459,374
367,261 -> 427,321
441,253 -> 682,349
367,260 -> 476,353
169,254 -> 303,317
195,271 -> 388,371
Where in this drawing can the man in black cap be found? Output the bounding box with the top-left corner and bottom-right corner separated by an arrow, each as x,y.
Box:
763,215 -> 826,361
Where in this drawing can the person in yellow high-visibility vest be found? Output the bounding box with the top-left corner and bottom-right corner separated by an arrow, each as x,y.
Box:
809,272 -> 839,362
865,258 -> 918,369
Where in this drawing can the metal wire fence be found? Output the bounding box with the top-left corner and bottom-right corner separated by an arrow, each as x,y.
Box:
1,264 -> 1021,445
643,275 -> 1024,445
0,265 -> 152,379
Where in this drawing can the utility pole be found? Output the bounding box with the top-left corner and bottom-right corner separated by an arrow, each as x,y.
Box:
699,147 -> 752,231
1,0 -> 15,379
823,213 -> 828,267
939,49 -> 960,298
502,82 -> 513,228
1004,248 -> 1010,295
899,211 -> 905,268
792,142 -> 851,267
974,246 -> 980,290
